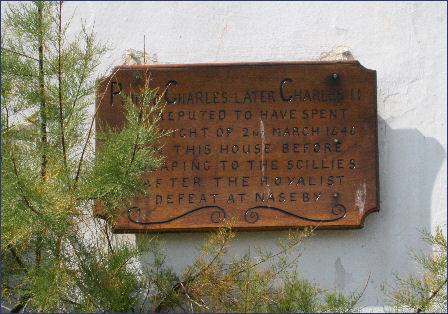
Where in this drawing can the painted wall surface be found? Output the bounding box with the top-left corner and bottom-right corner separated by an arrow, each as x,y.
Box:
63,1 -> 446,310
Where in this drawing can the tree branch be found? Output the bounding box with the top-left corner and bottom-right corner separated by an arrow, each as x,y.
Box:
416,278 -> 447,313
231,227 -> 314,278
64,54 -> 89,126
8,246 -> 27,271
345,273 -> 371,313
10,153 -> 43,217
35,1 -> 48,269
129,107 -> 143,164
129,76 -> 154,165
154,230 -> 230,312
57,0 -> 67,167
10,295 -> 31,313
179,281 -> 209,311
74,69 -> 119,183
103,223 -> 115,254
37,2 -> 48,180
1,46 -> 39,62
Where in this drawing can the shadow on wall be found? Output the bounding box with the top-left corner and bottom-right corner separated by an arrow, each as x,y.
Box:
135,116 -> 445,308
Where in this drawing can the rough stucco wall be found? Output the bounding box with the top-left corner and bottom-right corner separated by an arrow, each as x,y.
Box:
62,1 -> 446,310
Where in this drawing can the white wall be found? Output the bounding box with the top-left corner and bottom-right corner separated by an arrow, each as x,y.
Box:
65,1 -> 447,310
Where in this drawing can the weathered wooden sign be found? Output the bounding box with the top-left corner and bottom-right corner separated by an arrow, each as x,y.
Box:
96,61 -> 378,233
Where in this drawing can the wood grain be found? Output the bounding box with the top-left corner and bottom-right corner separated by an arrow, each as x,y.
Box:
95,61 -> 379,233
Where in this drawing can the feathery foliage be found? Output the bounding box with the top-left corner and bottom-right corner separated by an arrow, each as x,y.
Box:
1,1 -> 165,312
384,227 -> 447,313
149,226 -> 365,313
1,2 -> 362,312
2,2 -> 445,313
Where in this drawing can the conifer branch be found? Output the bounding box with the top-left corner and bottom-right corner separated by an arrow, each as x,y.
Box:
130,77 -> 150,165
74,69 -> 119,183
57,0 -> 67,167
0,47 -> 39,62
37,2 -> 48,180
130,108 -> 143,165
8,246 -> 27,271
103,223 -> 115,254
60,297 -> 81,306
416,278 -> 447,313
154,228 -> 234,312
233,227 -> 314,278
35,0 -> 48,270
11,296 -> 30,313
346,273 -> 371,313
10,153 -> 43,217
64,54 -> 89,126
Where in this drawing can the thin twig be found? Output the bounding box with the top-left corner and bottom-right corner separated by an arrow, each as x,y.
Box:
130,107 -> 143,164
139,286 -> 152,312
345,273 -> 371,313
8,246 -> 27,271
243,247 -> 251,313
61,297 -> 81,306
270,251 -> 303,278
130,76 -> 152,165
232,228 -> 313,278
10,295 -> 31,313
154,229 -> 230,312
416,278 -> 447,313
57,0 -> 67,167
36,1 -> 47,269
64,56 -> 89,126
103,222 -> 114,254
143,35 -> 146,64
64,25 -> 94,128
10,153 -> 43,217
74,69 -> 119,183
1,305 -> 11,312
188,233 -> 229,281
55,236 -> 62,260
1,46 -> 39,62
37,2 -> 48,180
179,282 -> 210,311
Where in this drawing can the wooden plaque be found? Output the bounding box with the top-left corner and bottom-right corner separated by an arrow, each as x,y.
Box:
96,61 -> 379,233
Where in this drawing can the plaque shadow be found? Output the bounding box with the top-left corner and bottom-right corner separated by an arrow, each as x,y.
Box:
135,116 -> 445,308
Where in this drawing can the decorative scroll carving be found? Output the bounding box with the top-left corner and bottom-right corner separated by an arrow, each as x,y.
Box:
244,203 -> 347,224
127,202 -> 346,225
127,206 -> 226,225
